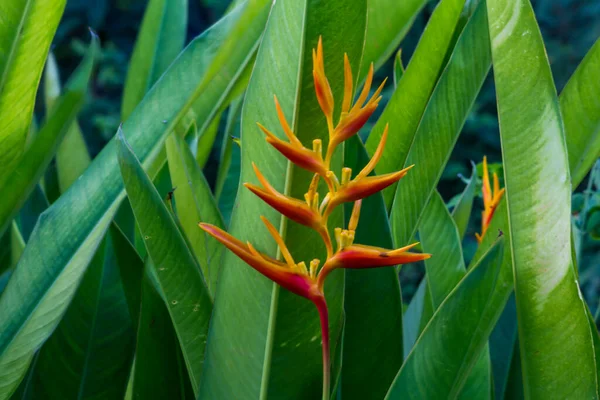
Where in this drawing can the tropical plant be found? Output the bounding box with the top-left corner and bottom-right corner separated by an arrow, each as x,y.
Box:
0,0 -> 599,399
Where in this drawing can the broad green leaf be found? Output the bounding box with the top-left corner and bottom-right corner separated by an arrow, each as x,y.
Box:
560,38 -> 600,188
488,0 -> 598,396
365,0 -> 468,209
386,238 -> 505,399
131,263 -> 194,399
340,135 -> 403,399
0,4 -> 269,398
451,163 -> 477,240
121,0 -> 188,120
359,0 -> 427,81
0,0 -> 66,185
0,36 -> 98,237
198,1 -> 367,398
44,53 -> 91,193
117,130 -> 212,394
166,134 -> 225,296
31,235 -> 134,399
419,191 -> 491,398
389,0 -> 491,247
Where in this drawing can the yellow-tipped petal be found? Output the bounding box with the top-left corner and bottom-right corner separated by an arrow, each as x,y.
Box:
260,216 -> 295,268
252,163 -> 277,193
482,156 -> 491,205
352,64 -> 373,112
357,123 -> 388,180
342,53 -> 353,114
348,200 -> 362,231
274,96 -> 302,146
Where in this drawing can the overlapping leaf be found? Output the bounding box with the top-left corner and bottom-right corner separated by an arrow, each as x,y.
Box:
488,0 -> 598,397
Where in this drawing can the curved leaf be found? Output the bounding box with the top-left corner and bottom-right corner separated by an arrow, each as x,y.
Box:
198,1 -> 367,398
121,0 -> 188,120
0,4 -> 269,398
389,0 -> 491,247
117,130 -> 212,394
488,0 -> 597,396
0,36 -> 98,237
31,235 -> 134,399
0,0 -> 66,184
341,135 -> 403,399
166,134 -> 225,296
365,0 -> 468,209
419,191 -> 491,398
560,38 -> 600,188
386,238 -> 505,399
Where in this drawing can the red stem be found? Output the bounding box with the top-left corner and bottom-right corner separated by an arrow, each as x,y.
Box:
314,295 -> 330,400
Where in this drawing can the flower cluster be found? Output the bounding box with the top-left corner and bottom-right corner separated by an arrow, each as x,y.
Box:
476,156 -> 505,243
199,37 -> 429,398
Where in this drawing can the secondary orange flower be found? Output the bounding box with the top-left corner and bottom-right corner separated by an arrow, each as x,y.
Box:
476,156 -> 505,243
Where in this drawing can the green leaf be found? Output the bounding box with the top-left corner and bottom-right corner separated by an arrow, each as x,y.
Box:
9,223 -> 25,270
0,0 -> 66,185
340,135 -> 404,399
451,163 -> 477,240
365,0 -> 469,209
359,0 -> 427,81
386,238 -> 505,399
117,130 -> 212,395
31,234 -> 134,399
121,0 -> 188,120
0,37 -> 97,396
419,191 -> 491,398
131,263 -> 194,399
0,35 -> 98,237
389,0 -> 491,247
488,0 -> 598,396
166,134 -> 225,296
0,4 -> 269,398
560,37 -> 600,188
198,1 -> 367,398
44,53 -> 92,193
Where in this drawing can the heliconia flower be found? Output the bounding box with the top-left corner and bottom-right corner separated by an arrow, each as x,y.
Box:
476,156 -> 505,243
199,37 -> 430,400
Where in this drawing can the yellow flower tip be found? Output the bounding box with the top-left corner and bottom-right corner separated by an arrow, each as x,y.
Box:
477,156 -> 505,243
356,124 -> 389,179
348,200 -> 362,231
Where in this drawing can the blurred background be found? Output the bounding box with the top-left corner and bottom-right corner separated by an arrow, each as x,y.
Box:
42,0 -> 600,305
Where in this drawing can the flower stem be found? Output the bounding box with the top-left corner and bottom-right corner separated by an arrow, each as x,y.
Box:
314,296 -> 330,400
